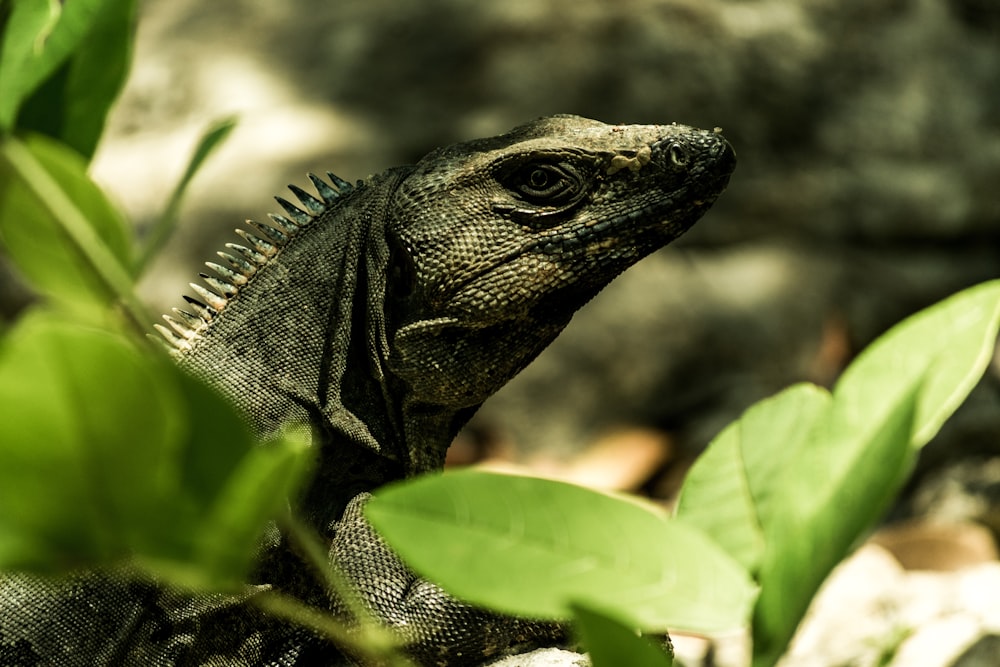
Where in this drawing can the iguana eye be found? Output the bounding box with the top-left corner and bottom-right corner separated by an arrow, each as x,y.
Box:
508,162 -> 581,204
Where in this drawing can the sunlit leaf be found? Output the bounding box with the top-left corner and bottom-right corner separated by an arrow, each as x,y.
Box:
196,429 -> 312,586
367,470 -> 756,633
675,280 -> 1000,667
675,384 -> 829,574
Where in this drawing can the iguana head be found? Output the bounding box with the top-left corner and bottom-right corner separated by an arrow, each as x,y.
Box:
384,115 -> 734,471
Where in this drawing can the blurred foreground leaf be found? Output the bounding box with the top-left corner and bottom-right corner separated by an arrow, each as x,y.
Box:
0,0 -> 137,157
0,313 -> 311,589
135,116 -> 238,275
0,134 -> 140,326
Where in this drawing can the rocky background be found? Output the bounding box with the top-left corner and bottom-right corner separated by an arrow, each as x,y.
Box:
45,0 -> 1000,664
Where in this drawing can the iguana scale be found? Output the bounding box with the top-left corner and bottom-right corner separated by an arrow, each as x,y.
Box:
0,115 -> 734,666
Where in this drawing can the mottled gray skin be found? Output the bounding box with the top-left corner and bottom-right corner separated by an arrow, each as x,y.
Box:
0,116 -> 734,666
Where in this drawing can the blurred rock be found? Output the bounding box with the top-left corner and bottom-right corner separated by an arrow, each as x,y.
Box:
782,543 -> 1000,667
905,457 -> 1000,540
485,647 -> 588,667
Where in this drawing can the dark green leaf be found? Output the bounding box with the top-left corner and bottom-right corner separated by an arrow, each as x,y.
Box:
366,470 -> 756,633
573,604 -> 673,667
195,428 -> 312,587
172,372 -> 255,509
0,0 -> 137,157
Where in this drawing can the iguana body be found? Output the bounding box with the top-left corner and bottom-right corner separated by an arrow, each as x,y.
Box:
0,116 -> 734,666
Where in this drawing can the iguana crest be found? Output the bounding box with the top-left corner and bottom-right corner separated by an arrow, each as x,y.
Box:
154,173 -> 360,353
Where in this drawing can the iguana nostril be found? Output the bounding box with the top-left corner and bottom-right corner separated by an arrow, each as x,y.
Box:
668,142 -> 689,167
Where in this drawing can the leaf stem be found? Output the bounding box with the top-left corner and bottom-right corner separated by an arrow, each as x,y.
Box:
134,116 -> 237,276
253,590 -> 415,666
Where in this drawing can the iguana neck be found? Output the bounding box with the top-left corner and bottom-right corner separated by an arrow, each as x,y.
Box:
172,169 -> 432,519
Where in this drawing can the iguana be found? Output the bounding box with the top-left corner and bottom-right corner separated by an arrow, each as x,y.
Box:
0,115 -> 734,666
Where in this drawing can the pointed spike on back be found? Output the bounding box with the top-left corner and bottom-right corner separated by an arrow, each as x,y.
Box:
226,241 -> 267,265
172,308 -> 203,329
149,331 -> 182,357
163,314 -> 197,339
327,172 -> 353,192
234,229 -> 277,258
216,250 -> 256,277
274,196 -> 312,225
183,295 -> 216,321
245,219 -> 287,247
200,273 -> 238,298
237,220 -> 288,252
205,261 -> 249,287
154,323 -> 192,352
267,213 -> 299,234
308,173 -> 340,205
191,283 -> 228,311
288,184 -> 325,215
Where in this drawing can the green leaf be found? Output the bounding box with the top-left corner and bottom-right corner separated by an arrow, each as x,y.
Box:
0,311 -> 185,570
750,383 -> 918,667
675,384 -> 830,574
573,604 -> 673,667
836,279 -> 1000,448
366,470 -> 756,633
0,313 -> 312,587
135,116 -> 238,275
0,0 -> 137,157
0,0 -> 74,130
674,280 -> 1000,667
195,428 -> 312,587
0,134 -> 140,325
